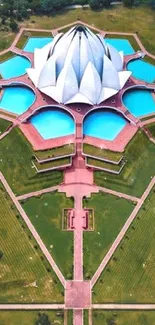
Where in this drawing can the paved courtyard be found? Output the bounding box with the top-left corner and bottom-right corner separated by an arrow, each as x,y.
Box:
0,20 -> 155,325
65,281 -> 91,309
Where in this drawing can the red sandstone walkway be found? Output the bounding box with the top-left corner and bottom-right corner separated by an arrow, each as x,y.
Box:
0,172 -> 66,288
0,304 -> 65,310
17,185 -> 59,201
91,176 -> 155,288
97,186 -> 140,203
74,310 -> 83,325
1,22 -> 155,324
93,304 -> 155,310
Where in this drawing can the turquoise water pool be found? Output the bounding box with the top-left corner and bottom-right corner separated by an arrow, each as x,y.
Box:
123,89 -> 155,117
30,109 -> 75,139
83,110 -> 127,140
105,38 -> 135,55
127,59 -> 155,83
24,37 -> 53,53
0,86 -> 35,115
0,55 -> 31,79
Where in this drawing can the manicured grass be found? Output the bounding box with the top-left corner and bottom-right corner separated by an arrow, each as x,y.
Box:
35,144 -> 75,161
67,310 -> 73,325
0,31 -> 15,52
16,30 -> 52,49
95,131 -> 155,197
87,157 -> 124,173
84,310 -> 89,325
83,144 -> 123,164
143,55 -> 155,66
33,157 -> 71,172
0,118 -> 12,134
92,310 -> 155,325
83,192 -> 134,278
0,51 -> 15,63
0,7 -> 155,54
0,183 -> 63,303
140,114 -> 155,122
21,192 -> 74,279
147,122 -> 155,138
93,187 -> 155,303
0,311 -> 64,325
0,127 -> 63,195
106,33 -> 140,51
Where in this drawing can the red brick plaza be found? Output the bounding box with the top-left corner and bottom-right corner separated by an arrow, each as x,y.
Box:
0,21 -> 155,325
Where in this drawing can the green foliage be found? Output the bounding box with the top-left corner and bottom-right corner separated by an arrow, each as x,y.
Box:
35,313 -> 51,325
9,19 -> 18,32
123,0 -> 135,7
40,0 -> 69,13
89,0 -> 111,9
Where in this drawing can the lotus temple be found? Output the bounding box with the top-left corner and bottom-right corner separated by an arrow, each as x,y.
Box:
0,20 -> 155,325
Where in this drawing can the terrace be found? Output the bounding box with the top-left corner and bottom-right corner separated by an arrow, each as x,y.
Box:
0,17 -> 155,325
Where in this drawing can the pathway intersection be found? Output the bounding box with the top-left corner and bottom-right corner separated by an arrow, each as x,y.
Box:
0,21 -> 155,325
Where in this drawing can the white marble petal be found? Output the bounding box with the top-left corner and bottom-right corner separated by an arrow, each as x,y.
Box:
80,62 -> 101,104
118,71 -> 132,88
102,55 -> 120,91
97,87 -> 118,104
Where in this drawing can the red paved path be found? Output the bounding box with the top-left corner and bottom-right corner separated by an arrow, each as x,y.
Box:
17,185 -> 59,200
93,304 -> 155,310
0,304 -> 65,310
98,186 -> 140,203
1,22 -> 155,324
74,310 -> 83,325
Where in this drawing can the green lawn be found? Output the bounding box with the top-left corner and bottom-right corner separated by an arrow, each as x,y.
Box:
92,310 -> 155,325
0,118 -> 12,134
147,123 -> 155,138
93,187 -> 155,303
0,311 -> 64,325
0,31 -> 15,52
84,310 -> 89,325
21,192 -> 74,279
0,51 -> 15,63
87,157 -> 124,173
67,310 -> 73,325
33,157 -> 71,172
83,192 -> 134,278
83,144 -> 123,164
0,128 -> 63,195
94,131 -> 155,197
0,6 -> 155,54
0,183 -> 63,303
35,144 -> 75,161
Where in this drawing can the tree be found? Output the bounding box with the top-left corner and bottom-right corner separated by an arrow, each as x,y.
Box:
89,0 -> 101,9
35,313 -> 51,325
10,19 -> 19,32
89,0 -> 111,9
29,0 -> 42,13
123,0 -> 135,7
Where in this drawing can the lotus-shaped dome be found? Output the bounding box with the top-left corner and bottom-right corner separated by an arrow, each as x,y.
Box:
27,25 -> 131,105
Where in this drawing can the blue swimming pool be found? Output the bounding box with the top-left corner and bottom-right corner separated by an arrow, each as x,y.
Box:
123,89 -> 155,117
30,109 -> 75,139
24,37 -> 53,53
105,38 -> 135,55
0,86 -> 35,115
127,59 -> 155,83
83,110 -> 127,140
0,55 -> 31,79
